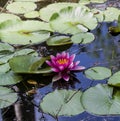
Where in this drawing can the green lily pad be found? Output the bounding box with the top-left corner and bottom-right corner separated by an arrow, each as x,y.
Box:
39,2 -> 79,22
71,32 -> 95,44
50,6 -> 97,34
82,84 -> 120,115
6,2 -> 37,14
108,71 -> 120,87
0,13 -> 20,24
0,42 -> 14,53
14,0 -> 41,1
0,86 -> 18,108
0,71 -> 22,85
84,66 -> 112,80
0,63 -> 10,73
9,55 -> 40,73
103,7 -> 120,22
0,20 -> 51,45
46,35 -> 72,46
40,89 -> 84,117
24,11 -> 39,18
79,0 -> 107,4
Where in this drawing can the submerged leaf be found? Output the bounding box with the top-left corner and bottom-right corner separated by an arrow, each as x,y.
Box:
40,89 -> 84,117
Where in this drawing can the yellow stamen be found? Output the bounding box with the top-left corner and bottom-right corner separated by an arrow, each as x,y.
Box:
57,58 -> 68,64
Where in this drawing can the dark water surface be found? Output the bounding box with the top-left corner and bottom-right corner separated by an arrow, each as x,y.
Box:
0,0 -> 120,121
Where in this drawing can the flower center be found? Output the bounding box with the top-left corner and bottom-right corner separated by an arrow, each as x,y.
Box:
57,58 -> 68,65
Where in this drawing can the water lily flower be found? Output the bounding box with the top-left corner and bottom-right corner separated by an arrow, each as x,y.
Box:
46,52 -> 85,82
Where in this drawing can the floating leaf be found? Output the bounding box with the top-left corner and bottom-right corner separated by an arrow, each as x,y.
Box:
50,6 -> 97,34
9,55 -> 40,73
103,7 -> 120,22
84,66 -> 112,80
40,89 -> 84,117
0,13 -> 20,24
0,86 -> 18,108
24,11 -> 39,18
0,20 -> 51,45
14,0 -> 41,1
79,0 -> 107,4
46,35 -> 72,46
0,63 -> 10,73
108,71 -> 120,87
71,32 -> 95,44
0,42 -> 14,53
6,2 -> 37,14
82,84 -> 120,115
0,71 -> 22,85
39,2 -> 79,22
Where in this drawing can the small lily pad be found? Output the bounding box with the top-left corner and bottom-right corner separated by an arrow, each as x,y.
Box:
108,71 -> 120,87
84,66 -> 112,80
0,63 -> 10,73
24,11 -> 39,18
46,35 -> 72,46
0,86 -> 18,108
71,32 -> 95,44
82,84 -> 120,115
6,2 -> 37,14
40,89 -> 84,117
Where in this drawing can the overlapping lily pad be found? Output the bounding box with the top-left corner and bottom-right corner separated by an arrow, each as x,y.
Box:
6,2 -> 37,14
84,66 -> 112,80
71,32 -> 95,44
24,11 -> 39,18
82,84 -> 120,115
108,71 -> 120,87
0,86 -> 18,108
46,35 -> 72,46
50,6 -> 98,34
40,89 -> 84,117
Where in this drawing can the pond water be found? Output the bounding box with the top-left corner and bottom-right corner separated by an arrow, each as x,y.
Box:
0,0 -> 120,121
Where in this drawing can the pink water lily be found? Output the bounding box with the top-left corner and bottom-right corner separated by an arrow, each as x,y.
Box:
46,52 -> 85,82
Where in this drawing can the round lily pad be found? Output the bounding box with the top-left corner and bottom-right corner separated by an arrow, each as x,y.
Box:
82,84 -> 120,115
84,66 -> 112,80
108,71 -> 120,87
0,86 -> 18,108
6,2 -> 37,14
40,89 -> 84,117
71,32 -> 95,44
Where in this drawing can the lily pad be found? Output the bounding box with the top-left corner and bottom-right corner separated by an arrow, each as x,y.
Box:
6,2 -> 37,14
0,20 -> 51,45
40,89 -> 84,117
39,2 -> 79,22
108,71 -> 120,87
0,42 -> 14,53
0,63 -> 10,73
0,13 -> 20,24
82,84 -> 120,115
24,11 -> 39,18
0,86 -> 18,108
0,71 -> 22,85
50,6 -> 97,34
46,35 -> 72,46
9,55 -> 40,73
103,7 -> 120,22
79,0 -> 107,4
84,66 -> 112,80
71,32 -> 95,44
14,0 -> 41,1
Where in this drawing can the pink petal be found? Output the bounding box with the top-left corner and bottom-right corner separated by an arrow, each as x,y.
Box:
74,61 -> 80,66
50,55 -> 56,61
68,62 -> 74,69
59,66 -> 65,70
46,60 -> 52,66
61,51 -> 67,58
71,66 -> 85,71
56,53 -> 61,58
51,68 -> 60,72
62,73 -> 70,81
69,54 -> 75,62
